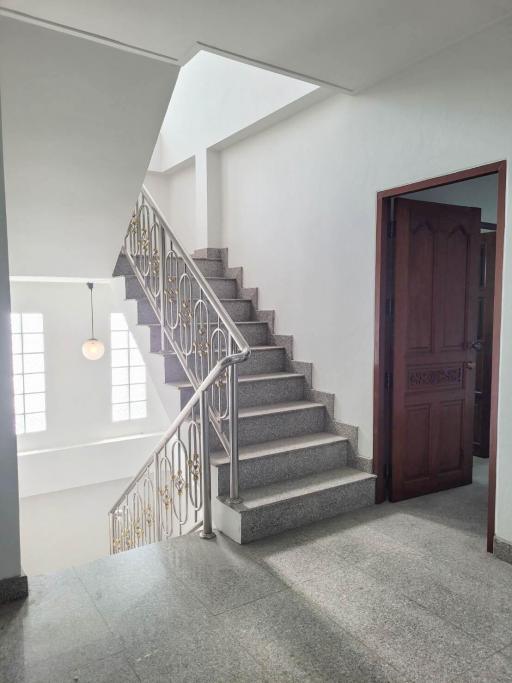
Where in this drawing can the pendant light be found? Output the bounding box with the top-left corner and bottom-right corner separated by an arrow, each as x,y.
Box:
82,282 -> 105,360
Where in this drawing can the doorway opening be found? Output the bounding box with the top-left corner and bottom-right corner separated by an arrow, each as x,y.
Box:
374,161 -> 506,553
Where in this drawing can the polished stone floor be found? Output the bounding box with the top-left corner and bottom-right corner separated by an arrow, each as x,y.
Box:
1,458 -> 512,682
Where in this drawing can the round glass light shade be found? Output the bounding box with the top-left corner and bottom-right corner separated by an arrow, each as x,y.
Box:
82,338 -> 105,361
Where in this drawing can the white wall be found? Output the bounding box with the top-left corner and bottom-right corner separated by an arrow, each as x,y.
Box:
219,18 -> 512,544
149,50 -> 317,172
145,164 -> 197,252
402,174 -> 499,223
0,17 -> 178,278
0,96 -> 22,582
10,281 -> 168,453
18,433 -> 163,498
19,477 -> 131,575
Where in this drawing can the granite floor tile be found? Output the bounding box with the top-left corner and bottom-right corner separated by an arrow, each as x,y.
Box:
75,541 -> 210,648
66,652 -> 139,683
128,616 -> 269,682
158,531 -> 286,614
294,565 -> 493,682
243,525 -> 351,585
450,651 -> 512,682
0,571 -> 123,682
356,540 -> 512,648
218,588 -> 406,682
502,643 -> 512,659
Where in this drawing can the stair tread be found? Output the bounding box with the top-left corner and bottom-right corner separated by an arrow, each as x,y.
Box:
234,466 -> 375,510
154,343 -> 284,356
211,431 -> 347,466
192,256 -> 223,262
237,400 -> 324,419
145,320 -> 267,328
170,372 -> 304,390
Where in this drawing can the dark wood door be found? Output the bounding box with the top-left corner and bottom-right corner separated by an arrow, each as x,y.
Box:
391,199 -> 481,501
473,230 -> 496,458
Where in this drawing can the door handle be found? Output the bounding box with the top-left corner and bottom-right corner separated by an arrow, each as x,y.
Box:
471,340 -> 483,352
465,361 -> 476,370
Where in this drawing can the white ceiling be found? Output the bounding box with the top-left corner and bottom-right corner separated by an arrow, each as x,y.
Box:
2,0 -> 512,91
0,17 -> 178,277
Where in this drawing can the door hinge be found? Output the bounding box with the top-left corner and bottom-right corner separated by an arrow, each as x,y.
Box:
384,371 -> 393,392
387,220 -> 396,239
385,297 -> 394,318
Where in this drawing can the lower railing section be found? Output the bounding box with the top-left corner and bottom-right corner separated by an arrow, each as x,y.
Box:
110,384 -> 216,554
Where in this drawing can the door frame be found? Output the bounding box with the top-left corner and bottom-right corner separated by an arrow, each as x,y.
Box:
373,160 -> 507,553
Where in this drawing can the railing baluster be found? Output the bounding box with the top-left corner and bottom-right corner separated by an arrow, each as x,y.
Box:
159,224 -> 166,355
228,337 -> 242,504
199,389 -> 215,539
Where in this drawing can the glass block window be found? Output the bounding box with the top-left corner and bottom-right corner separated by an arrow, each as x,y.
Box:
11,313 -> 46,434
110,313 -> 147,421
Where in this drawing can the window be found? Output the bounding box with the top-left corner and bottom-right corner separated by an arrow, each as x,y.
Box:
11,313 -> 46,434
110,313 -> 147,421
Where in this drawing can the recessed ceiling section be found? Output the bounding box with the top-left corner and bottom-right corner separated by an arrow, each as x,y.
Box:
2,0 -> 512,91
0,17 -> 178,277
151,50 -> 319,172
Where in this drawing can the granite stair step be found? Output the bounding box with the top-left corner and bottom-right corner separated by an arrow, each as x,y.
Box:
191,257 -> 224,277
147,322 -> 269,352
159,344 -> 286,382
220,400 -> 326,446
213,466 -> 377,543
211,432 -> 349,495
175,371 -> 305,409
137,297 -> 252,325
125,275 -> 238,301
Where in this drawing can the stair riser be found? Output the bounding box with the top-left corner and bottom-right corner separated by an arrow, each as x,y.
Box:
210,299 -> 252,322
239,349 -> 286,375
138,297 -> 250,325
125,276 -> 145,300
236,323 -> 268,346
137,299 -> 158,325
163,343 -> 283,384
126,276 -> 237,301
151,322 -> 267,353
214,441 -> 348,495
223,406 -> 326,446
214,478 -> 376,544
149,325 -> 172,352
179,375 -> 305,410
193,279 -> 237,299
164,355 -> 188,383
113,254 -> 134,277
192,258 -> 224,277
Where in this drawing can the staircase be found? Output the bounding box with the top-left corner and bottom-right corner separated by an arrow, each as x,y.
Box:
111,190 -> 375,546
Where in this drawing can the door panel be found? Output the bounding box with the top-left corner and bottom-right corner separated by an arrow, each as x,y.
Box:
404,404 -> 430,480
438,400 -> 464,474
441,228 -> 470,350
407,224 -> 435,352
391,199 -> 480,501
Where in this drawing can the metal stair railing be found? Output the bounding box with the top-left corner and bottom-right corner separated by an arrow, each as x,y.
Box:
109,186 -> 250,553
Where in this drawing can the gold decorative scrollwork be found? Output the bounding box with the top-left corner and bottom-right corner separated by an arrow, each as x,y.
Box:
166,274 -> 177,302
188,453 -> 201,481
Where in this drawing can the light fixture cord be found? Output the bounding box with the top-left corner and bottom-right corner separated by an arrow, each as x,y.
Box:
87,282 -> 95,338
90,287 -> 94,338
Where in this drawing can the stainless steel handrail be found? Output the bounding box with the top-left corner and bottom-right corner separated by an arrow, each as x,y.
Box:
142,185 -> 249,362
